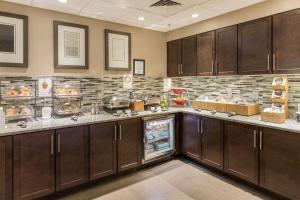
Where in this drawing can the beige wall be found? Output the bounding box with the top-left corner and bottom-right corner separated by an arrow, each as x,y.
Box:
167,0 -> 300,41
0,1 -> 167,78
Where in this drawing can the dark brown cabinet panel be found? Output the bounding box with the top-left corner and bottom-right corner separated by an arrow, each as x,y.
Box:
167,39 -> 181,77
215,25 -> 238,75
238,17 -> 272,74
201,117 -> 223,169
224,122 -> 258,184
90,122 -> 117,181
181,36 -> 197,76
13,131 -> 55,200
181,114 -> 201,161
117,118 -> 141,172
56,126 -> 89,191
0,137 -> 12,200
273,9 -> 300,73
197,31 -> 215,76
260,128 -> 300,200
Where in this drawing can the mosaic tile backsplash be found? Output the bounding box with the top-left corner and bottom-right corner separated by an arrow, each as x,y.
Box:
1,74 -> 300,118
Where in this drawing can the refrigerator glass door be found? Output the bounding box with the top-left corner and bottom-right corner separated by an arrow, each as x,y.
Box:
144,116 -> 175,162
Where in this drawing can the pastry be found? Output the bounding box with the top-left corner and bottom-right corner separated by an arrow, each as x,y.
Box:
6,107 -> 18,117
5,89 -> 18,97
19,86 -> 31,96
20,107 -> 32,116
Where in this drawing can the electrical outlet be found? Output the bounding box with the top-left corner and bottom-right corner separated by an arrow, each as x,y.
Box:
252,92 -> 259,101
226,88 -> 232,99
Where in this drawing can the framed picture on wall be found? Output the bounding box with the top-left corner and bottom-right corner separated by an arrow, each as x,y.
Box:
0,11 -> 28,67
105,29 -> 131,71
133,59 -> 145,76
54,21 -> 89,69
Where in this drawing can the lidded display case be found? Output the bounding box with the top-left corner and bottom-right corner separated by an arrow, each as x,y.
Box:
52,80 -> 82,116
0,79 -> 37,121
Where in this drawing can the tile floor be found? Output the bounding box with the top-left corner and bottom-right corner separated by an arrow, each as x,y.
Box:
57,159 -> 276,200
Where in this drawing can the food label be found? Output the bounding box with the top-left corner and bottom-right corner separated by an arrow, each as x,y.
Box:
38,78 -> 52,97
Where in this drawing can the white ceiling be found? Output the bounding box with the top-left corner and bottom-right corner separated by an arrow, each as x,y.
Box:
4,0 -> 266,32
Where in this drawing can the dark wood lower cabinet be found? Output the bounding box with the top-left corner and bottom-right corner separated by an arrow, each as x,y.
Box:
260,128 -> 300,200
90,122 -> 117,180
224,122 -> 259,184
201,117 -> 223,169
56,126 -> 89,191
117,118 -> 141,172
0,137 -> 12,200
13,131 -> 55,200
181,114 -> 201,161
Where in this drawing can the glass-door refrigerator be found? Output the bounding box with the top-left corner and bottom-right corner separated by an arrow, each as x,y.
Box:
142,115 -> 175,163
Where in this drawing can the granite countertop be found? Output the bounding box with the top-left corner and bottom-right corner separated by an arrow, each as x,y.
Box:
1,107 -> 300,137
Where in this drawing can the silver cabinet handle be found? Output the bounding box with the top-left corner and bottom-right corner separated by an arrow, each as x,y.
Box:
181,64 -> 183,75
119,124 -> 122,140
273,54 -> 276,72
178,64 -> 181,75
51,134 -> 54,155
259,130 -> 263,150
211,60 -> 214,74
197,119 -> 200,134
253,130 -> 257,149
57,133 -> 61,153
114,125 -> 117,141
201,119 -> 203,134
267,54 -> 270,71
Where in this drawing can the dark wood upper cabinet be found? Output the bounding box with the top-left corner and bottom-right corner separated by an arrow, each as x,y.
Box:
197,31 -> 215,76
181,35 -> 197,76
181,114 -> 201,161
13,131 -> 55,200
117,118 -> 141,172
224,122 -> 259,184
260,128 -> 300,200
238,17 -> 272,74
56,126 -> 89,191
215,25 -> 238,75
90,122 -> 117,181
0,137 -> 12,200
201,117 -> 223,170
167,39 -> 181,77
273,9 -> 300,73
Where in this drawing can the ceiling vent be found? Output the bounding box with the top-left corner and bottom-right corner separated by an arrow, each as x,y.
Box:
150,0 -> 182,7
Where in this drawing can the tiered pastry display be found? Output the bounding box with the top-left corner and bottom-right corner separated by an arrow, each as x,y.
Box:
261,77 -> 288,123
5,105 -> 33,120
52,81 -> 82,116
1,81 -> 36,121
2,84 -> 34,99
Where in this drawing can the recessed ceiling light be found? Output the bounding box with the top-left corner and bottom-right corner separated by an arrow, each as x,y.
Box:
138,16 -> 145,21
58,0 -> 68,3
192,13 -> 199,18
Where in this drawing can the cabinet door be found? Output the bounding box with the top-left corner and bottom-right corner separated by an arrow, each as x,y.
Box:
181,114 -> 201,161
118,118 -> 141,172
90,122 -> 117,181
182,35 -> 197,76
238,17 -> 272,74
13,131 -> 55,200
56,126 -> 89,191
260,128 -> 300,200
201,117 -> 223,169
216,25 -> 237,75
224,122 -> 258,184
167,40 -> 181,77
197,31 -> 215,76
273,9 -> 300,73
0,137 -> 12,200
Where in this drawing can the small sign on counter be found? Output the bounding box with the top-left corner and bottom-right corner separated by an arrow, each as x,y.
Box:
38,78 -> 52,97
